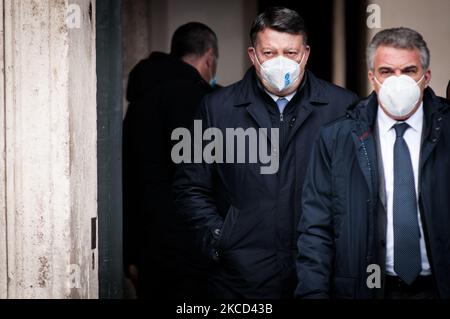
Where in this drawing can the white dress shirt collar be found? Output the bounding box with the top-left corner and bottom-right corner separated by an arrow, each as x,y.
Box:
265,90 -> 297,102
377,102 -> 424,134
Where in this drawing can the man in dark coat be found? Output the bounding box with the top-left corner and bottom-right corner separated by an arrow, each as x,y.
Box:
123,22 -> 219,298
296,27 -> 450,299
173,7 -> 358,299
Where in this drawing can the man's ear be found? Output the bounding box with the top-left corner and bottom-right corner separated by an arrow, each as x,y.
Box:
205,48 -> 215,68
248,47 -> 256,65
424,69 -> 432,88
368,70 -> 377,90
302,45 -> 311,66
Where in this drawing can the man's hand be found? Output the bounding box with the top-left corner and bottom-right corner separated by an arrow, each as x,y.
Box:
127,264 -> 139,290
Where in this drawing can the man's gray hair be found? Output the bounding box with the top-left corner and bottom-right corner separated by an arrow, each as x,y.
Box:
367,27 -> 430,71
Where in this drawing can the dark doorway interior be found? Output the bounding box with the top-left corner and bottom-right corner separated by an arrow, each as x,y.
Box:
345,0 -> 369,97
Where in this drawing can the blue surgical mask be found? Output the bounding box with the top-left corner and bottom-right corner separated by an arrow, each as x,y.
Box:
210,77 -> 217,88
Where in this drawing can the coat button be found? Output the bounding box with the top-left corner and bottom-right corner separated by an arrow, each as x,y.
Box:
214,228 -> 221,237
438,117 -> 443,122
436,127 -> 441,131
212,250 -> 220,262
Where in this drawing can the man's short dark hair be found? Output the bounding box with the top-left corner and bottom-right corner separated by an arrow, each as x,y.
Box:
250,7 -> 308,47
171,22 -> 218,59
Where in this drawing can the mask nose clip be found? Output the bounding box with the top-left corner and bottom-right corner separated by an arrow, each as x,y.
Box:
374,73 -> 425,87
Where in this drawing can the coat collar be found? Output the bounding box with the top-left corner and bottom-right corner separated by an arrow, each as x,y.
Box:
232,67 -> 330,140
347,87 -> 449,204
233,67 -> 329,107
348,87 -> 449,141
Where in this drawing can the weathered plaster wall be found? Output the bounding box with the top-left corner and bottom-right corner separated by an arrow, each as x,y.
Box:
0,0 -> 7,300
0,0 -> 98,299
68,0 -> 98,299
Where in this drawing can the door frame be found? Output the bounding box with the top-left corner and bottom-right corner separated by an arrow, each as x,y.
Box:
96,0 -> 124,299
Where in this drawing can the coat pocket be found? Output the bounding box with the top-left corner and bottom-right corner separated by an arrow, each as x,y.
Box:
216,205 -> 240,252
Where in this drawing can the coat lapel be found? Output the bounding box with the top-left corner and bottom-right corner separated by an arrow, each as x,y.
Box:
352,128 -> 378,200
350,94 -> 379,204
286,71 -> 328,147
245,102 -> 273,135
420,90 -> 447,171
234,68 -> 274,143
285,102 -> 314,146
374,122 -> 387,211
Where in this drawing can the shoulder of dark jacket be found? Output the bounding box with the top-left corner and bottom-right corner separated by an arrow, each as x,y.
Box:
305,70 -> 359,105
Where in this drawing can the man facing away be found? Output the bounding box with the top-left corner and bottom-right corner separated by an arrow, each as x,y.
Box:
123,22 -> 219,298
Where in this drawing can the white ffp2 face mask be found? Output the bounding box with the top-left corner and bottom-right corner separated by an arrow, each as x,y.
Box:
375,74 -> 425,118
254,51 -> 305,93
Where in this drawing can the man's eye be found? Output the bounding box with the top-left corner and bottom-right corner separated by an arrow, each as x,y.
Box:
263,52 -> 273,57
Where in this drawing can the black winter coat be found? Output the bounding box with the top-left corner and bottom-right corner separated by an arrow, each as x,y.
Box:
174,67 -> 358,298
296,88 -> 450,299
123,52 -> 213,281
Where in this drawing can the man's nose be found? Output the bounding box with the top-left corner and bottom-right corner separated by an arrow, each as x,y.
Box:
394,69 -> 402,76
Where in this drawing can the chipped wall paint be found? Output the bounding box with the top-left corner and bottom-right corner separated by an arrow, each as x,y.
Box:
67,0 -> 98,299
0,0 -> 98,299
0,0 -> 8,300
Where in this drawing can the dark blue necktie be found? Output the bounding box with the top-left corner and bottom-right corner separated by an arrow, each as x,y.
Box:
276,98 -> 288,114
393,123 -> 421,285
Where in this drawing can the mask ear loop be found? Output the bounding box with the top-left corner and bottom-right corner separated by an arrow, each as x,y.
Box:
297,51 -> 307,79
209,68 -> 216,87
373,75 -> 383,87
298,50 -> 306,66
416,74 -> 425,85
252,48 -> 266,71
